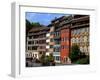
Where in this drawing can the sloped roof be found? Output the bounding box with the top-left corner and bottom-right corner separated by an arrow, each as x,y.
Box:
29,26 -> 50,32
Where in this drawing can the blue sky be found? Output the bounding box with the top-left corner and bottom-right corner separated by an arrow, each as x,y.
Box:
26,12 -> 67,26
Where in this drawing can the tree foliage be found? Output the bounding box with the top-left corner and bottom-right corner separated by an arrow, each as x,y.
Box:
40,54 -> 55,66
75,56 -> 89,64
26,19 -> 42,35
26,19 -> 32,35
69,44 -> 80,63
31,22 -> 41,27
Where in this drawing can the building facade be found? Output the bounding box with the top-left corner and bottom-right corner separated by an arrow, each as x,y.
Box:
26,14 -> 90,64
26,26 -> 50,60
71,15 -> 89,55
46,26 -> 55,56
47,15 -> 89,64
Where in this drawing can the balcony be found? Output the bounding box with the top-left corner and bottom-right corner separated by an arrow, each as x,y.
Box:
46,39 -> 50,43
28,31 -> 47,36
53,44 -> 60,48
37,48 -> 46,51
50,35 -> 54,38
37,46 -> 46,51
54,36 -> 60,39
72,23 -> 89,28
46,33 -> 50,37
46,45 -> 50,49
59,20 -> 71,26
53,52 -> 60,56
49,42 -> 55,45
28,44 -> 39,46
72,16 -> 89,23
49,48 -> 54,52
55,42 -> 60,45
27,37 -> 46,41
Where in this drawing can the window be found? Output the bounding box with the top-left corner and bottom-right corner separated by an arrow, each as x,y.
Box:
28,46 -> 32,50
79,36 -> 83,43
72,38 -> 75,43
34,41 -> 36,44
50,32 -> 54,35
85,28 -> 88,32
50,45 -> 53,48
32,54 -> 34,57
36,40 -> 38,44
29,52 -> 32,57
73,30 -> 76,35
80,46 -> 84,52
55,56 -> 60,61
32,46 -> 34,50
65,45 -> 69,49
28,41 -> 31,44
35,54 -> 37,57
26,54 -> 28,57
46,42 -> 49,45
84,46 -> 87,53
50,39 -> 54,42
57,32 -> 60,36
57,41 -> 60,44
77,29 -> 80,35
32,46 -> 37,50
61,45 -> 64,49
54,47 -> 60,52
76,37 -> 79,43
32,41 -> 34,44
28,47 -> 29,50
82,28 -> 85,33
64,57 -> 67,63
61,38 -> 63,41
83,36 -> 86,42
29,36 -> 32,39
61,38 -> 64,42
39,52 -> 42,54
65,37 -> 68,41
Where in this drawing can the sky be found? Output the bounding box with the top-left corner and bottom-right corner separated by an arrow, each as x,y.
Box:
26,12 -> 68,26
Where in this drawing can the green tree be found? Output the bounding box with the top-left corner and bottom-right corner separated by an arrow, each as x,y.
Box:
48,54 -> 54,62
40,54 -> 54,66
40,54 -> 45,63
26,19 -> 32,35
26,19 -> 42,35
69,44 -> 80,63
75,56 -> 89,64
31,22 -> 41,27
